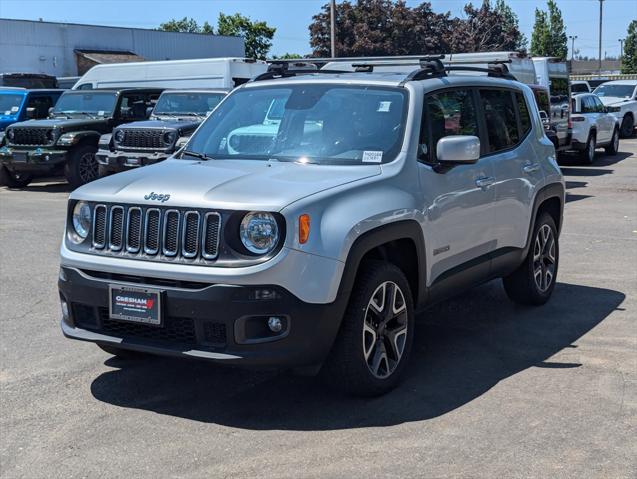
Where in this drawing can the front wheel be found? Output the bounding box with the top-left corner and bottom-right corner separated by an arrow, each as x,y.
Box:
64,145 -> 99,188
0,166 -> 32,188
605,128 -> 619,155
619,114 -> 634,138
503,212 -> 559,306
579,132 -> 596,164
322,261 -> 414,396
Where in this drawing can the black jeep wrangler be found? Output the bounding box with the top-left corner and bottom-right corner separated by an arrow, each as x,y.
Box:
0,88 -> 162,188
96,89 -> 227,177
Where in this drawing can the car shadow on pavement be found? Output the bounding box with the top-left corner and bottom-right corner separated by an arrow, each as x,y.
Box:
90,281 -> 624,431
559,151 -> 632,172
4,177 -> 73,193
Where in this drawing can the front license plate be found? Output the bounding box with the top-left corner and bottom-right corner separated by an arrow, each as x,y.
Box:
13,152 -> 27,163
109,285 -> 163,326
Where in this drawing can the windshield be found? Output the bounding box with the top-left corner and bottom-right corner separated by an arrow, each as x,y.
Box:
185,85 -> 407,165
154,92 -> 226,115
593,84 -> 636,98
0,94 -> 25,116
53,92 -> 117,116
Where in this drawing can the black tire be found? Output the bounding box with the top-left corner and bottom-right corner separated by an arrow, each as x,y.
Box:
579,132 -> 596,164
97,344 -> 146,359
619,114 -> 634,138
605,128 -> 619,155
322,260 -> 415,396
64,144 -> 99,188
503,212 -> 559,306
0,166 -> 33,188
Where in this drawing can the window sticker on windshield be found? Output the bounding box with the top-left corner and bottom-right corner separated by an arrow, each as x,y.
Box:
4,111 -> 11,116
377,101 -> 392,112
98,110 -> 105,116
362,150 -> 383,163
11,106 -> 20,112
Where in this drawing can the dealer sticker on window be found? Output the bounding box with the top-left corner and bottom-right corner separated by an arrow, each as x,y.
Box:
362,150 -> 383,163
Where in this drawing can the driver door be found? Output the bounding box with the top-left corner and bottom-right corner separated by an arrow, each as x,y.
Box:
417,88 -> 497,291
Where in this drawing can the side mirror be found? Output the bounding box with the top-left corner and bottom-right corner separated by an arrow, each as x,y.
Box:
26,107 -> 36,119
146,106 -> 154,118
436,135 -> 480,164
48,107 -> 55,116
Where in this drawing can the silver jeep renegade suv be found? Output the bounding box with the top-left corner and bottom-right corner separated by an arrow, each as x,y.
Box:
59,59 -> 564,396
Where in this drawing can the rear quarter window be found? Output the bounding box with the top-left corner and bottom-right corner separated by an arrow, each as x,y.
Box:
516,92 -> 532,136
479,89 -> 519,153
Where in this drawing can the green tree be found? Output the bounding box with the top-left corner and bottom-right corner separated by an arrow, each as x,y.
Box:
272,53 -> 304,59
158,17 -> 213,34
495,0 -> 527,49
217,13 -> 276,60
622,20 -> 637,74
546,0 -> 567,59
530,8 -> 550,56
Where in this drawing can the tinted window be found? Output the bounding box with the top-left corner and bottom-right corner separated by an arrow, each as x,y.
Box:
154,92 -> 226,115
424,89 -> 478,161
593,84 -> 636,98
534,89 -> 550,115
571,83 -> 589,93
480,90 -> 519,152
581,96 -> 595,113
53,92 -> 116,116
516,92 -> 531,136
27,96 -> 54,118
593,96 -> 605,112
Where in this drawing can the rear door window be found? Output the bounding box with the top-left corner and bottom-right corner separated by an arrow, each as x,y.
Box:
422,89 -> 479,162
479,90 -> 519,153
515,92 -> 532,136
26,95 -> 54,118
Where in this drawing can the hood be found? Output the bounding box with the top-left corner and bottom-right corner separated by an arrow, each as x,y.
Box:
117,118 -> 201,131
597,96 -> 634,106
9,118 -> 106,131
72,158 -> 381,211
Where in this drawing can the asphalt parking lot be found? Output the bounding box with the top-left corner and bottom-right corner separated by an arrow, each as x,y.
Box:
1,141 -> 636,478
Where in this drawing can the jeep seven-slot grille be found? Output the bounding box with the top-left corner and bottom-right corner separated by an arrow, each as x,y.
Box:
9,127 -> 53,146
92,204 -> 221,262
116,129 -> 168,150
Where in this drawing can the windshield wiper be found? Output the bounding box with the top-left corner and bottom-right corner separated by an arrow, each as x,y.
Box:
181,150 -> 212,161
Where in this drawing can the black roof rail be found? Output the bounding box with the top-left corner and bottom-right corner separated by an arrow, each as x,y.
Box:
444,64 -> 517,81
250,61 -> 349,82
400,62 -> 517,85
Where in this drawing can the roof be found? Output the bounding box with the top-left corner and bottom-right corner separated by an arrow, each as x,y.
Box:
75,50 -> 145,65
160,89 -> 230,94
63,87 -> 164,94
598,80 -> 637,85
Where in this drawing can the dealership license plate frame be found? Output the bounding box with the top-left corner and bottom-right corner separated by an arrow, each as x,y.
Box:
108,285 -> 164,327
12,152 -> 28,163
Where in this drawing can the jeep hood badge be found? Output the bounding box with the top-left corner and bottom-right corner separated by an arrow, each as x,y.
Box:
144,192 -> 171,203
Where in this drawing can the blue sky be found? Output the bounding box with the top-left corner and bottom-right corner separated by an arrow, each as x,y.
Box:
1,0 -> 635,58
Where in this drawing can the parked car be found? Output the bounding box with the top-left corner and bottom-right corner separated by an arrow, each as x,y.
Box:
59,60 -> 564,396
73,57 -> 268,90
570,80 -> 591,94
532,57 -> 572,152
96,89 -> 228,177
0,88 -> 162,188
570,93 -> 620,163
593,80 -> 637,137
0,88 -> 63,131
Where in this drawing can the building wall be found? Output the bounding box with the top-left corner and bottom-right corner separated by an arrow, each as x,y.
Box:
0,19 -> 245,77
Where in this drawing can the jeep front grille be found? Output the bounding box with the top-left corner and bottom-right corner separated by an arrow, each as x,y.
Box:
8,127 -> 54,146
116,129 -> 171,150
90,204 -> 221,263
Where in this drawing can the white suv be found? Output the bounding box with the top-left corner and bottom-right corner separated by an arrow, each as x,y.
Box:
570,93 -> 620,163
593,80 -> 637,138
59,59 -> 565,396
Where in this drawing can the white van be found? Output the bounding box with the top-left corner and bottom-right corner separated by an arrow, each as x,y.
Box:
73,58 -> 268,90
321,51 -> 537,85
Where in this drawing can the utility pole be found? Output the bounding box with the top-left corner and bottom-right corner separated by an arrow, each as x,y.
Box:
619,38 -> 624,60
330,0 -> 336,58
569,35 -> 578,61
598,0 -> 604,75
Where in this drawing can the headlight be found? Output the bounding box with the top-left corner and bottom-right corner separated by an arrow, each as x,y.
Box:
240,212 -> 279,254
607,106 -> 621,113
57,133 -> 79,146
163,131 -> 177,145
7,129 -> 15,141
70,201 -> 91,243
114,130 -> 125,143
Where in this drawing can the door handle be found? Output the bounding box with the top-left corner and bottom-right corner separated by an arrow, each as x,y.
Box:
475,177 -> 495,189
523,163 -> 540,173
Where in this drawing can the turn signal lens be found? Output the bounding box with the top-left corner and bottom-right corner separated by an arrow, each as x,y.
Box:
299,214 -> 310,244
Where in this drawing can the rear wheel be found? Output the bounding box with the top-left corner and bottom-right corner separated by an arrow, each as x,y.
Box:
0,166 -> 32,188
503,212 -> 559,306
619,114 -> 634,138
64,145 -> 99,188
97,344 -> 147,360
322,261 -> 414,396
605,128 -> 619,155
579,132 -> 596,164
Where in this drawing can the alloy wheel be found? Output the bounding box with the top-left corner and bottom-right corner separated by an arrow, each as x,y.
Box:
613,131 -> 619,152
587,137 -> 595,162
362,281 -> 408,379
533,224 -> 556,293
79,152 -> 98,183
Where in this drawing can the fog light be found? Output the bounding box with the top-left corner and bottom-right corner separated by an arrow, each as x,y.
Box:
59,267 -> 67,281
252,288 -> 280,301
60,299 -> 69,320
45,155 -> 50,161
268,316 -> 283,333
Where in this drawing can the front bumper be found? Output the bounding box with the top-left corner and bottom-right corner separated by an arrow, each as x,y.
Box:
0,146 -> 67,173
59,267 -> 347,368
96,149 -> 171,171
